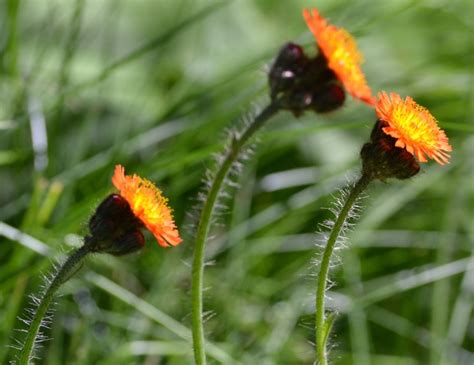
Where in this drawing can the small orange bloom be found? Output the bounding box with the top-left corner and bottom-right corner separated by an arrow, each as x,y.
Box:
303,8 -> 375,105
376,92 -> 452,165
112,165 -> 182,247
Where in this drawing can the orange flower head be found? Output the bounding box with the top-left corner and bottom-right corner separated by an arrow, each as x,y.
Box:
112,165 -> 182,247
376,92 -> 452,165
303,8 -> 375,105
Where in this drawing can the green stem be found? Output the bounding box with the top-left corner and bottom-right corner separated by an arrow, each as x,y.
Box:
19,245 -> 89,365
315,173 -> 372,365
191,102 -> 280,365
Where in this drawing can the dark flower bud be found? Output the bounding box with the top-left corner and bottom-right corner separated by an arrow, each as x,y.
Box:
85,194 -> 144,255
311,82 -> 345,113
361,120 -> 420,181
273,42 -> 306,69
269,42 -> 345,116
269,43 -> 308,100
100,230 -> 145,256
92,194 -> 130,220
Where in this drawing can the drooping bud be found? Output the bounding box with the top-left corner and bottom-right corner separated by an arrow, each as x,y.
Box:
269,43 -> 309,101
269,43 -> 345,116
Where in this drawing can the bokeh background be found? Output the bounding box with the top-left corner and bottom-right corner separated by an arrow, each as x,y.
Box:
1,0 -> 473,364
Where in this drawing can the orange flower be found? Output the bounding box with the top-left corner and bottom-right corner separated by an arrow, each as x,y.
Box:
112,165 -> 182,247
376,92 -> 452,165
303,8 -> 375,105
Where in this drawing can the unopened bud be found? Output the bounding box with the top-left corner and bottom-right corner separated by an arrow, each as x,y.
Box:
269,43 -> 346,116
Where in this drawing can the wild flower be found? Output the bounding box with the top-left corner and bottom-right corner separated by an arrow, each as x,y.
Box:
19,165 -> 181,364
269,8 -> 374,115
315,92 -> 451,364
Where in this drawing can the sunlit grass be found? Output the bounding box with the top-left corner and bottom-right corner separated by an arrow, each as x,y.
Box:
0,0 -> 472,364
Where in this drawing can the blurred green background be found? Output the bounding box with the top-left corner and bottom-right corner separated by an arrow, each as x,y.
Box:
1,0 -> 473,364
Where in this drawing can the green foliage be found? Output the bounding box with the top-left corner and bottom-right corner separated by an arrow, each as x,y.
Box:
0,0 -> 472,364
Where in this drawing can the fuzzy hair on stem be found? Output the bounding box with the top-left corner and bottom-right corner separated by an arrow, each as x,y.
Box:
314,173 -> 371,365
190,100 -> 281,365
186,105 -> 265,236
16,245 -> 89,365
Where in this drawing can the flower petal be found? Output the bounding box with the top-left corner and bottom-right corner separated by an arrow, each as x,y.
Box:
112,165 -> 182,247
375,91 -> 452,165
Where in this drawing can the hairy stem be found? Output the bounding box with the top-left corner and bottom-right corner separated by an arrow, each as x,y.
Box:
19,245 -> 89,365
315,173 -> 372,365
191,102 -> 280,365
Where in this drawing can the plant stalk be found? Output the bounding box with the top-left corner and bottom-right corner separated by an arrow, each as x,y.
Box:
315,173 -> 372,365
191,102 -> 280,365
19,245 -> 89,365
